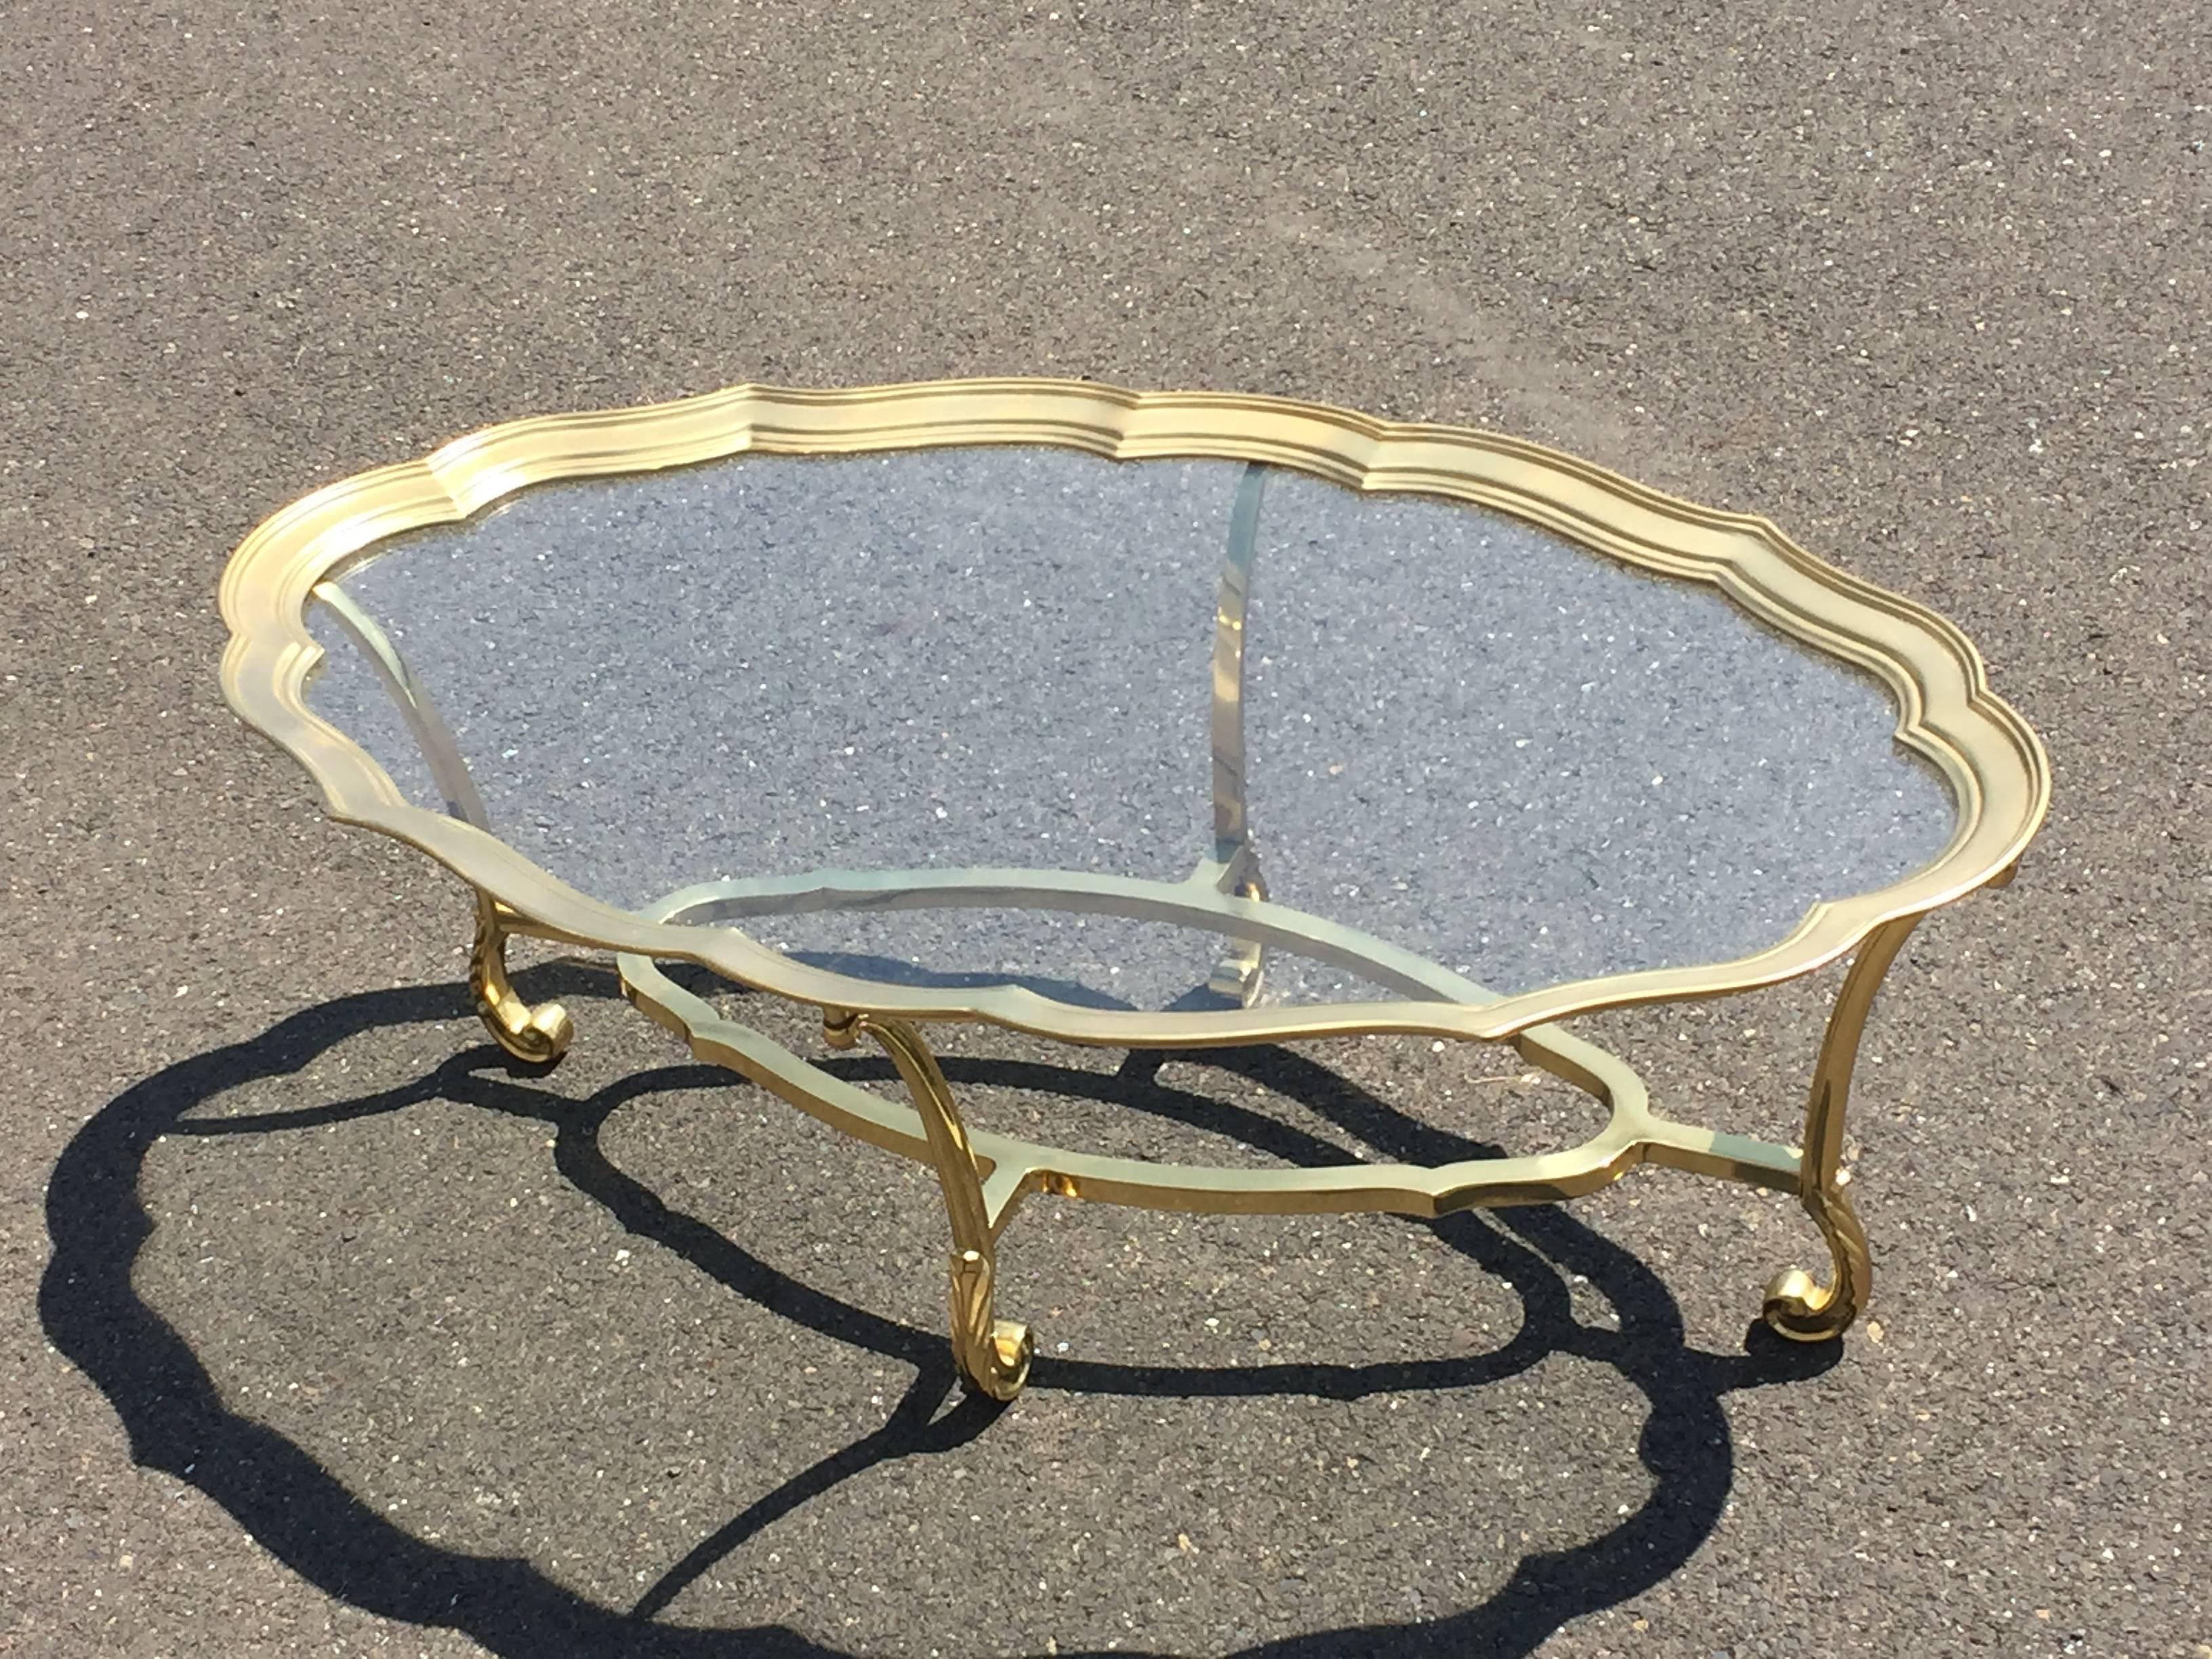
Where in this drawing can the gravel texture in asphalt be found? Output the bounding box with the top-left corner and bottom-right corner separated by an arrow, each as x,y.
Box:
5,3 -> 2207,1656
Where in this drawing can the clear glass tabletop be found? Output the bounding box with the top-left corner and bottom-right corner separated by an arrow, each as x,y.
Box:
305,445 -> 1956,1010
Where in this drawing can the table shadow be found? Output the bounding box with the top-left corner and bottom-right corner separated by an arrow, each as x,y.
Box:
41,968 -> 1839,1657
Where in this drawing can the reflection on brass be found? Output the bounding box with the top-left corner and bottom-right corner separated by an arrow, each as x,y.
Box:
825,1010 -> 1032,1400
220,376 -> 2054,1364
470,893 -> 573,1065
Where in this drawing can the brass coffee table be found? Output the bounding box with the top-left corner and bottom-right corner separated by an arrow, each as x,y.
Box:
220,379 -> 2049,1399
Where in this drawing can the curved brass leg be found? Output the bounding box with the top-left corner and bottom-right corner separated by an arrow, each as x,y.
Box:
824,1011 -> 1033,1400
314,586 -> 569,1063
1763,915 -> 1919,1342
1204,464 -> 1268,1009
470,893 -> 573,1064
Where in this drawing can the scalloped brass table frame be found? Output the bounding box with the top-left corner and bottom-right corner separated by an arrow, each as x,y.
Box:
220,377 -> 2049,1399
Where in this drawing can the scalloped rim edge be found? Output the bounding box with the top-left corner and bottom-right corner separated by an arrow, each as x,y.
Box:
219,376 -> 2050,1045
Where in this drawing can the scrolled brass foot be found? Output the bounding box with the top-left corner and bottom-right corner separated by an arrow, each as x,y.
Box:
1205,935 -> 1266,1006
1205,873 -> 1268,1007
470,895 -> 572,1064
951,1248 -> 1034,1401
1762,1172 -> 1869,1342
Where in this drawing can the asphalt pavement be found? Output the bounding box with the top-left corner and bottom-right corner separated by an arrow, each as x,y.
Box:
3,3 -> 2206,1655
